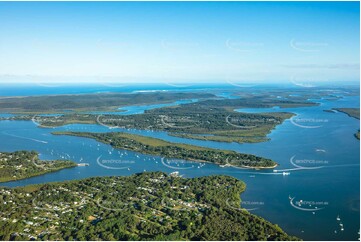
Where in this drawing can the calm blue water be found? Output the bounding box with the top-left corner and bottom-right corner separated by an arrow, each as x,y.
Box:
83,99 -> 198,115
117,99 -> 198,115
0,113 -> 14,118
0,91 -> 359,240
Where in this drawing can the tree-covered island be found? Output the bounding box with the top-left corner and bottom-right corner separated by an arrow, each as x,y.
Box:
53,131 -> 277,169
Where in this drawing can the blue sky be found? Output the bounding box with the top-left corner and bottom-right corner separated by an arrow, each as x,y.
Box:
0,1 -> 359,83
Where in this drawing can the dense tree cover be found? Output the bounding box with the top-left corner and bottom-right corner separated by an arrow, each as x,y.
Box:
3,108 -> 292,143
4,105 -> 294,144
182,97 -> 317,109
54,132 -> 277,168
332,108 -> 360,140
0,92 -> 214,113
0,91 -> 321,143
0,172 -> 299,241
333,108 -> 360,120
0,151 -> 76,182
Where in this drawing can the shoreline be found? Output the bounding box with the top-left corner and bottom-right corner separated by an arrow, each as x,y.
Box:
53,131 -> 278,169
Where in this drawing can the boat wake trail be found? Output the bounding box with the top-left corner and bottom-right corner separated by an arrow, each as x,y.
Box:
1,131 -> 48,144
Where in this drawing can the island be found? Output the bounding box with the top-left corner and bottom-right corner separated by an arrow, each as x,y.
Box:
0,151 -> 77,182
0,172 -> 298,240
1,94 -> 315,143
1,110 -> 294,143
53,131 -> 277,169
0,90 -> 321,143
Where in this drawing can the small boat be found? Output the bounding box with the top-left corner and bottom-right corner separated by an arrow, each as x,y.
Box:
337,215 -> 341,221
170,171 -> 179,177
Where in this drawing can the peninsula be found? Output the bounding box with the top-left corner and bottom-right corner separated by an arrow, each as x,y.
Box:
0,172 -> 298,240
0,151 -> 76,182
